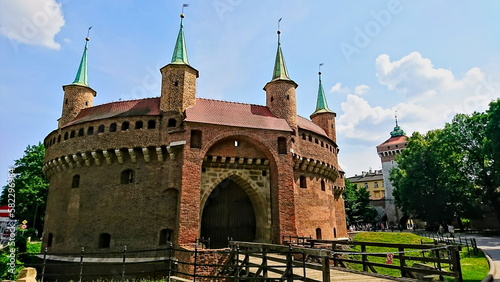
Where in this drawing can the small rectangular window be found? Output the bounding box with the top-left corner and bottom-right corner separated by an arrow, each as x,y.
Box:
190,130 -> 202,148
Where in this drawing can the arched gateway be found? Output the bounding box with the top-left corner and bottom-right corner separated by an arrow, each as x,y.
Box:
201,178 -> 256,248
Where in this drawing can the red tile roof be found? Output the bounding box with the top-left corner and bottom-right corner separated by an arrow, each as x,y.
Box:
377,135 -> 408,147
64,97 -> 329,138
65,97 -> 160,127
297,116 -> 327,136
185,98 -> 292,132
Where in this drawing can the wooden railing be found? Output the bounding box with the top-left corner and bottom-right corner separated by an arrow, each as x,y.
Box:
303,239 -> 463,282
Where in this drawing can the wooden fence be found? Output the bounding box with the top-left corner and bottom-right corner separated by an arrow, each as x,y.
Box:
23,239 -> 463,281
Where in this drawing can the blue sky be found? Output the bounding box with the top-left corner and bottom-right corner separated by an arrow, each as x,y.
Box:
1,0 -> 500,188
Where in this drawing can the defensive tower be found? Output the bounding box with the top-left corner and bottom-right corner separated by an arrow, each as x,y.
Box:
160,13 -> 199,116
58,31 -> 97,128
264,23 -> 298,131
310,68 -> 337,143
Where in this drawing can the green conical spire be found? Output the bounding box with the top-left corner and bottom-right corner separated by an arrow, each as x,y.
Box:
72,38 -> 89,86
390,114 -> 406,137
171,14 -> 189,65
312,71 -> 333,114
272,30 -> 291,81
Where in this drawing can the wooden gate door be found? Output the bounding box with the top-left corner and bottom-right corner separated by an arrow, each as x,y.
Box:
201,179 -> 256,248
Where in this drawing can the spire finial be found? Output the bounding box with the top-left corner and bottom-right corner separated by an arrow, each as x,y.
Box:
180,4 -> 188,24
271,18 -> 292,81
390,111 -> 406,137
71,27 -> 92,86
312,64 -> 333,115
277,18 -> 282,44
86,26 -> 92,42
171,5 -> 190,65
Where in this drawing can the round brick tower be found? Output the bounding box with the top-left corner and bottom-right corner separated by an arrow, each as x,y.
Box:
58,37 -> 96,128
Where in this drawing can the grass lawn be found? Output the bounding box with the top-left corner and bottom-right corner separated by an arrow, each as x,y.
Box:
346,232 -> 489,282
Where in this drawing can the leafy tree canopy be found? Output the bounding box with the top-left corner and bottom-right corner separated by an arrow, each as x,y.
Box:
391,98 -> 500,226
1,143 -> 48,236
344,179 -> 378,226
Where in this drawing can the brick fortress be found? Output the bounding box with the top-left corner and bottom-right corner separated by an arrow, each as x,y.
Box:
41,14 -> 347,252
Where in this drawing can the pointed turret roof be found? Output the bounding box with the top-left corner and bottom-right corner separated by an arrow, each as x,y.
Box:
312,71 -> 333,115
171,14 -> 189,65
390,115 -> 405,137
71,38 -> 89,86
271,30 -> 292,81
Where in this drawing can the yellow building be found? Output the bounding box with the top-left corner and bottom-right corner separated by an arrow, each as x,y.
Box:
347,170 -> 384,200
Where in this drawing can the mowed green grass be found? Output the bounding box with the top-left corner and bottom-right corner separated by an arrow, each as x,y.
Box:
347,232 -> 489,282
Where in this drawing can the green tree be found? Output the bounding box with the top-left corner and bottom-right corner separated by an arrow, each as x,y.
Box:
344,179 -> 377,226
486,99 -> 500,220
0,143 -> 48,236
391,129 -> 482,225
446,101 -> 500,226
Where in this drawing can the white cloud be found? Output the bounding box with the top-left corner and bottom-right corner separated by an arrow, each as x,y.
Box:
354,84 -> 369,95
329,82 -> 348,93
0,0 -> 65,49
337,52 -> 499,146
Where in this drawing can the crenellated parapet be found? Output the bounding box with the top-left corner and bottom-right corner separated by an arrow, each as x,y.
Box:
43,142 -> 185,177
291,153 -> 339,181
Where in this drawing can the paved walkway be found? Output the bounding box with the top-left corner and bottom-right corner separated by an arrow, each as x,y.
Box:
464,234 -> 500,282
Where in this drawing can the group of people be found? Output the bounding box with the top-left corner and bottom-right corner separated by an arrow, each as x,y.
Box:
437,224 -> 455,237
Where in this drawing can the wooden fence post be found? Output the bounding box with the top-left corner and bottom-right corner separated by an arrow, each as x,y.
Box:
449,246 -> 463,282
41,247 -> 47,282
79,247 -> 84,282
121,245 -> 127,281
322,256 -> 330,282
361,244 -> 368,272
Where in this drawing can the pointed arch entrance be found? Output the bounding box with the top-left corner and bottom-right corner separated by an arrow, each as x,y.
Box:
201,178 -> 256,248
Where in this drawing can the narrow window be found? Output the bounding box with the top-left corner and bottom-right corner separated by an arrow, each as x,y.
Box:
87,126 -> 94,135
321,180 -> 325,191
374,182 -> 379,188
135,121 -> 143,129
315,138 -> 319,144
70,131 -> 75,138
78,128 -> 84,137
121,169 -> 134,184
57,135 -> 61,142
99,233 -> 111,248
286,95 -> 290,100
190,130 -> 202,148
174,81 -> 178,87
316,228 -> 322,240
333,228 -> 337,238
302,134 -> 306,140
308,135 -> 312,142
85,101 -> 88,106
72,175 -> 80,188
270,97 -> 274,102
98,125 -> 105,133
47,233 -> 53,247
64,132 -> 68,140
278,137 -> 287,154
110,123 -> 117,132
234,140 -> 239,147
121,121 -> 130,131
148,120 -> 156,129
159,229 -> 173,245
167,118 -> 177,127
299,176 -> 307,188
65,99 -> 68,105
262,170 -> 267,176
